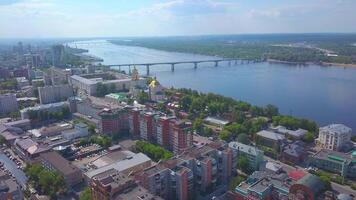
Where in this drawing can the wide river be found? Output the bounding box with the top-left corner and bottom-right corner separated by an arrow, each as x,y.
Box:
70,40 -> 356,130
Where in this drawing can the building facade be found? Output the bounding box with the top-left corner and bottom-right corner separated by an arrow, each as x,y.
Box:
229,141 -> 264,171
39,151 -> 83,188
38,84 -> 74,104
0,94 -> 19,115
317,124 -> 352,151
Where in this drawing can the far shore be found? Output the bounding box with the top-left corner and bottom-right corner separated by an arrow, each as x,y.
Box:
267,59 -> 356,68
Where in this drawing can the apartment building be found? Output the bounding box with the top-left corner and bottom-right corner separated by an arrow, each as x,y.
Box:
228,141 -> 264,171
38,84 -> 73,104
0,94 -> 19,115
317,124 -> 352,151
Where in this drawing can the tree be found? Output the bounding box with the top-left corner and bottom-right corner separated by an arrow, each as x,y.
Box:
264,104 -> 279,118
80,187 -> 92,200
319,175 -> 331,190
96,83 -> 108,97
25,164 -> 65,199
237,133 -> 250,145
238,156 -> 249,174
193,118 -> 204,133
0,135 -> 6,145
88,124 -> 96,134
219,130 -> 232,141
303,132 -> 315,143
229,175 -> 246,191
137,91 -> 149,104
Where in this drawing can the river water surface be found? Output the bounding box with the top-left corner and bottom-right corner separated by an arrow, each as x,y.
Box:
69,40 -> 356,130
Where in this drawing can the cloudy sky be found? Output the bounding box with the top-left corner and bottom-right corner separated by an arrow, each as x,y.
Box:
1,0 -> 356,38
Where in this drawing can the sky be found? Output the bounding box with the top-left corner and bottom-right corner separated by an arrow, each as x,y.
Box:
1,0 -> 356,38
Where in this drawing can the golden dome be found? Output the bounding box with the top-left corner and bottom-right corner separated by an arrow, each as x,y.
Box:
149,77 -> 160,88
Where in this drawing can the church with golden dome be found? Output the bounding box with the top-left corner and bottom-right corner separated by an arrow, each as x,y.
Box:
148,77 -> 165,102
129,66 -> 145,98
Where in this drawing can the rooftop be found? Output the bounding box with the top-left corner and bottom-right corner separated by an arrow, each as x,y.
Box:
204,116 -> 230,126
312,149 -> 355,163
85,152 -> 151,179
256,130 -> 285,141
229,141 -> 262,156
320,124 -> 352,134
40,151 -> 80,175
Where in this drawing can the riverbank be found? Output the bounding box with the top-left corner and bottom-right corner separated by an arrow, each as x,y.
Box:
267,59 -> 356,68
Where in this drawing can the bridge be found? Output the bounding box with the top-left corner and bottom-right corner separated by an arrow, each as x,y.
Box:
106,58 -> 262,75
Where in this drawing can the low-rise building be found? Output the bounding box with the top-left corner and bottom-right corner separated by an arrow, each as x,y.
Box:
256,130 -> 285,150
4,119 -> 31,131
61,123 -> 89,140
84,152 -> 151,181
271,125 -> 308,139
317,124 -> 352,151
39,151 -> 83,187
234,170 -> 325,200
309,149 -> 356,178
282,141 -> 307,165
91,170 -> 163,200
13,137 -> 50,160
16,77 -> 29,88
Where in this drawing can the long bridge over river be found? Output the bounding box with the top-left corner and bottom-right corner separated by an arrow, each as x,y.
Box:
106,58 -> 263,75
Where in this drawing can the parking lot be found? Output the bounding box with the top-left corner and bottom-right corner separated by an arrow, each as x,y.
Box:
0,153 -> 28,189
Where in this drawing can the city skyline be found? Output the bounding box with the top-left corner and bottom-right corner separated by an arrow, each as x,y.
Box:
1,0 -> 356,38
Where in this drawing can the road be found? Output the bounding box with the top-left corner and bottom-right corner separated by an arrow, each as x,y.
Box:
0,154 -> 28,189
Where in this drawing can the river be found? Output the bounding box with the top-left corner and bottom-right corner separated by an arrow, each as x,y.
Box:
69,40 -> 356,130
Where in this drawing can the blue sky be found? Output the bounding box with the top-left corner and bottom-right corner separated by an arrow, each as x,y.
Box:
0,0 -> 356,38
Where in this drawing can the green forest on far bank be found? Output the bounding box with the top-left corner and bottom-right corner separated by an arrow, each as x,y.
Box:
110,34 -> 356,64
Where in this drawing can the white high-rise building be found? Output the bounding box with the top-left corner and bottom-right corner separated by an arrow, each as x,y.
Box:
38,84 -> 73,104
317,124 -> 352,151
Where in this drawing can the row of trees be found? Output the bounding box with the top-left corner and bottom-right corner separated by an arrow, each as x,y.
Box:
96,83 -> 116,97
78,135 -> 112,148
177,88 -> 279,120
135,141 -> 173,162
170,88 -> 319,143
27,107 -> 71,121
25,164 -> 65,199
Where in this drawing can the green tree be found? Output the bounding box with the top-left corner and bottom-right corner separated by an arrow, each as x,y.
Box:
88,124 -> 96,134
264,104 -> 279,118
193,118 -> 204,133
219,130 -> 232,141
303,132 -> 315,143
319,175 -> 331,190
229,175 -> 246,191
238,156 -> 250,174
137,91 -> 149,104
237,133 -> 250,145
80,187 -> 92,200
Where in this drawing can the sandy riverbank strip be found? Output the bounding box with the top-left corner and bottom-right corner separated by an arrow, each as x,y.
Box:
267,59 -> 356,68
